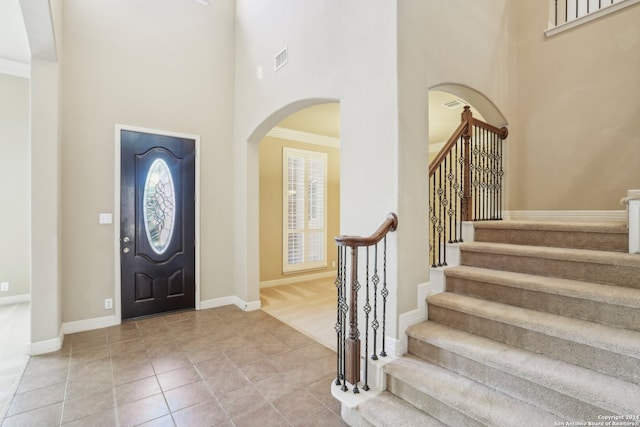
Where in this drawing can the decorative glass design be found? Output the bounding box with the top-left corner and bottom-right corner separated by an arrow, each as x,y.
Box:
143,159 -> 176,254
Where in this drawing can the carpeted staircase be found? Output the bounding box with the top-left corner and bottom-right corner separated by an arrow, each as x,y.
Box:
342,220 -> 640,426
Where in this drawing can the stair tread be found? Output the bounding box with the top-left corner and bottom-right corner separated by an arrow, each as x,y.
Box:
428,292 -> 640,358
349,391 -> 448,427
385,355 -> 559,425
407,321 -> 640,413
473,220 -> 628,234
461,241 -> 640,267
446,265 -> 640,308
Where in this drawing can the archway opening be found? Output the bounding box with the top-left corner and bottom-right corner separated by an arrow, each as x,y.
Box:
255,101 -> 340,350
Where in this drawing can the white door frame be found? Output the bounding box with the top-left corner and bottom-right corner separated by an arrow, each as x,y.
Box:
114,124 -> 201,324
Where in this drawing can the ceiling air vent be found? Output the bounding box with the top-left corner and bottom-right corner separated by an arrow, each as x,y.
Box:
443,99 -> 465,109
274,47 -> 288,71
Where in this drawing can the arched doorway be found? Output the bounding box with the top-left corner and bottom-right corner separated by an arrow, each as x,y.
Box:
250,100 -> 341,350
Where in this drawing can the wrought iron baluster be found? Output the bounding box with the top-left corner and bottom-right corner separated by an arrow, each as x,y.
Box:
453,141 -> 460,242
340,247 -> 348,391
447,152 -> 454,244
482,127 -> 488,221
380,236 -> 388,358
437,165 -> 443,266
371,245 -> 379,361
362,247 -> 371,391
430,174 -> 437,267
441,157 -> 447,266
334,247 -> 343,385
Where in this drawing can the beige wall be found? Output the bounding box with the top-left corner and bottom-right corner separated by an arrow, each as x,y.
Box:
0,73 -> 30,298
61,0 -> 236,323
259,136 -> 339,283
397,0 -> 513,313
509,2 -> 640,210
233,0 -> 402,336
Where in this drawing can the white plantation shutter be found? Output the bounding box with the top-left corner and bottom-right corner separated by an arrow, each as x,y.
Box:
283,148 -> 327,272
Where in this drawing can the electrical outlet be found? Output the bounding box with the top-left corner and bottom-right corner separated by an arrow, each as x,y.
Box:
104,298 -> 113,310
1,282 -> 8,292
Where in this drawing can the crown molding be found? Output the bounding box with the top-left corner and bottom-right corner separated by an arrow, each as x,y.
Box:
0,58 -> 30,78
267,126 -> 340,149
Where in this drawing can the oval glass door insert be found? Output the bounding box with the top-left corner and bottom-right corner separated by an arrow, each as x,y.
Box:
143,159 -> 176,254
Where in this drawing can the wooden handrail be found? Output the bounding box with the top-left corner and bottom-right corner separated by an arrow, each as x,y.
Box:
429,107 -> 508,178
428,105 -> 508,266
474,119 -> 509,139
334,213 -> 397,392
428,121 -> 466,177
335,213 -> 398,247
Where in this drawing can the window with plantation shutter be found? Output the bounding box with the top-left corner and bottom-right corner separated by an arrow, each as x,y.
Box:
283,148 -> 327,272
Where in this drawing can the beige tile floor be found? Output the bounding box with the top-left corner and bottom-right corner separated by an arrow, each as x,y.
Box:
0,302 -> 30,422
1,303 -> 347,427
260,278 -> 337,352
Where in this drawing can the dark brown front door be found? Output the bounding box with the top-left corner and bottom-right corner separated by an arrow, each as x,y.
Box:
120,130 -> 195,320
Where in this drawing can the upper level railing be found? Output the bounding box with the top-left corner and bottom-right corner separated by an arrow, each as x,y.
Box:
554,0 -> 624,25
547,0 -> 639,36
429,106 -> 508,267
334,213 -> 398,394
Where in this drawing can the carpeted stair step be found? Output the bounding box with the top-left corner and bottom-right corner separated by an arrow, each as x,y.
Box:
444,266 -> 640,331
407,322 -> 640,419
473,220 -> 628,252
460,242 -> 640,289
341,391 -> 448,427
427,292 -> 640,384
383,355 -> 559,426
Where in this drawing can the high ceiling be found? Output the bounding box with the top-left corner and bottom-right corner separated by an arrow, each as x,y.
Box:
1,2 -> 481,147
0,0 -> 30,64
274,92 -> 483,147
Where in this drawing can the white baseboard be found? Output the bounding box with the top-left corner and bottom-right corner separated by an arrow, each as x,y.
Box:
259,270 -> 337,288
62,315 -> 119,335
0,294 -> 30,306
504,210 -> 626,222
200,295 -> 262,311
29,328 -> 64,355
396,282 -> 430,356
629,200 -> 640,254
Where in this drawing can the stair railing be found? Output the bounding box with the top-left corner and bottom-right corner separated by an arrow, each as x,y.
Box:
334,213 -> 398,394
429,106 -> 508,267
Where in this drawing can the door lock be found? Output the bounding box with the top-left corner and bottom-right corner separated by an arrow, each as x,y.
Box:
123,236 -> 131,243
122,247 -> 130,254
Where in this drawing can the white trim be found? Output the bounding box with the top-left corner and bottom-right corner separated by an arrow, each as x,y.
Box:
268,126 -> 340,149
629,200 -> 640,254
0,294 -> 31,305
29,328 -> 64,355
62,315 -> 119,335
114,125 -> 201,324
0,58 -> 30,78
504,210 -> 626,222
545,0 -> 640,37
259,270 -> 336,288
200,295 -> 261,311
396,281 -> 433,356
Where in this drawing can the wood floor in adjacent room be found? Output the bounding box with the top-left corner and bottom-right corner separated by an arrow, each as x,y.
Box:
260,278 -> 337,352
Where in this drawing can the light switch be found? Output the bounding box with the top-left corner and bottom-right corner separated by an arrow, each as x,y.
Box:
99,213 -> 113,224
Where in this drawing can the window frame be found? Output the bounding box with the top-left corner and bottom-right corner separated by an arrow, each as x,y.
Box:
282,147 -> 328,273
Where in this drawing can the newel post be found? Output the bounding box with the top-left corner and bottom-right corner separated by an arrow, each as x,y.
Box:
345,246 -> 361,390
461,106 -> 474,222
